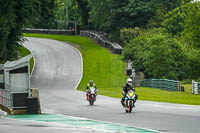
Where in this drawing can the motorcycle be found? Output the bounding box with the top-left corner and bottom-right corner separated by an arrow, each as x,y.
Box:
124,89 -> 136,113
87,87 -> 96,106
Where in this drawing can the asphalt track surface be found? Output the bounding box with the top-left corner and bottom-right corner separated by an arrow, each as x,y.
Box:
1,37 -> 200,133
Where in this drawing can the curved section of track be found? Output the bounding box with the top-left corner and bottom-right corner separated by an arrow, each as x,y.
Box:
22,37 -> 200,133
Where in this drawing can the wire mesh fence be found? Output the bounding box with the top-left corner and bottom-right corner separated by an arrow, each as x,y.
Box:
140,78 -> 182,91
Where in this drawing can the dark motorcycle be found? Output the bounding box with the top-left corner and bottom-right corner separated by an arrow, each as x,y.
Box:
87,87 -> 96,106
125,90 -> 136,113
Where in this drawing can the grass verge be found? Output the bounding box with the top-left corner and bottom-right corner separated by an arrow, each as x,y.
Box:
23,33 -> 200,105
100,86 -> 200,105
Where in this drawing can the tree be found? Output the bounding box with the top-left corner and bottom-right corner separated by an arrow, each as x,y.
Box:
75,0 -> 90,29
144,34 -> 188,80
54,0 -> 80,29
181,2 -> 200,48
0,0 -> 15,61
123,30 -> 188,80
88,0 -> 112,31
162,3 -> 193,36
107,0 -> 157,41
33,0 -> 56,29
0,0 -> 32,61
187,48 -> 200,79
147,0 -> 189,28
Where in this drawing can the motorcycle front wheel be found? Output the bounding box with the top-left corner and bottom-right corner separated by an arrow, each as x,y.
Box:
90,100 -> 94,105
126,101 -> 133,113
89,95 -> 95,105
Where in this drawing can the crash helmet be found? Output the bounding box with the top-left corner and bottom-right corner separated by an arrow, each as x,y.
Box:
89,80 -> 93,86
126,78 -> 133,86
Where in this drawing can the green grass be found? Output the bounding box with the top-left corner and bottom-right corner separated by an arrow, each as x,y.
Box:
99,86 -> 200,105
182,84 -> 192,93
19,45 -> 34,74
137,87 -> 200,105
23,33 -> 200,105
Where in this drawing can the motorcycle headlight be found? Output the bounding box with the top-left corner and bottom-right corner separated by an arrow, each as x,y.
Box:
129,93 -> 133,97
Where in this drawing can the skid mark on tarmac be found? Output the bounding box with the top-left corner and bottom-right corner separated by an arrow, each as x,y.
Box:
5,114 -> 159,133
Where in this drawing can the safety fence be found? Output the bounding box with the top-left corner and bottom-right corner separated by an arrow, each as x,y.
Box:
23,28 -> 75,35
140,78 -> 182,91
0,89 -> 28,109
192,81 -> 200,94
23,28 -> 122,54
80,30 -> 122,54
0,88 -> 12,108
0,55 -> 32,112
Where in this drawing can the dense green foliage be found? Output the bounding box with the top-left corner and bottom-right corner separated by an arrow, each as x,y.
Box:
75,0 -> 90,29
54,0 -> 80,29
123,29 -> 188,80
85,0 -> 187,41
0,0 -> 71,62
122,1 -> 200,81
25,0 -> 56,29
0,0 -> 32,62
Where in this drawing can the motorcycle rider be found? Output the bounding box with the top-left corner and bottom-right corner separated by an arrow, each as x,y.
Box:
121,78 -> 138,108
86,80 -> 98,100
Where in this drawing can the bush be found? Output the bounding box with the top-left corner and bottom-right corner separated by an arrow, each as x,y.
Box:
123,30 -> 188,80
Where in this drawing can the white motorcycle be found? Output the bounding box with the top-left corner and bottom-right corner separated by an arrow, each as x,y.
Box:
124,90 -> 136,113
87,87 -> 97,106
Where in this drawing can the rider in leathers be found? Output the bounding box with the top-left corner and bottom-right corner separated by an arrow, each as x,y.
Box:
86,80 -> 98,100
121,78 -> 138,107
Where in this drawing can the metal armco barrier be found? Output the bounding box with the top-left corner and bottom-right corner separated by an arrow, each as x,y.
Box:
23,28 -> 122,54
140,78 -> 181,91
192,80 -> 200,94
23,28 -> 75,35
80,30 -> 122,54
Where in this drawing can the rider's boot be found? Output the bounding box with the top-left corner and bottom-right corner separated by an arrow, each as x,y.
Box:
86,94 -> 88,100
133,101 -> 136,107
121,99 -> 126,108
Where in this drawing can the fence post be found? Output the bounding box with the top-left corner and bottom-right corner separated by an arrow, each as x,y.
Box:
177,81 -> 181,92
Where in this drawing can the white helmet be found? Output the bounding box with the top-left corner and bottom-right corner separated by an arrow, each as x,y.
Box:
127,78 -> 132,86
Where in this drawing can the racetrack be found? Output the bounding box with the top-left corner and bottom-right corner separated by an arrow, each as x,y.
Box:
7,37 -> 200,133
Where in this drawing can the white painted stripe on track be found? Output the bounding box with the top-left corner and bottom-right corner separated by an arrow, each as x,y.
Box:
3,116 -> 115,133
56,114 -> 164,133
70,44 -> 83,91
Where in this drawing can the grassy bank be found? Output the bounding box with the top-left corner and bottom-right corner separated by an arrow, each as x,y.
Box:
24,33 -> 200,105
